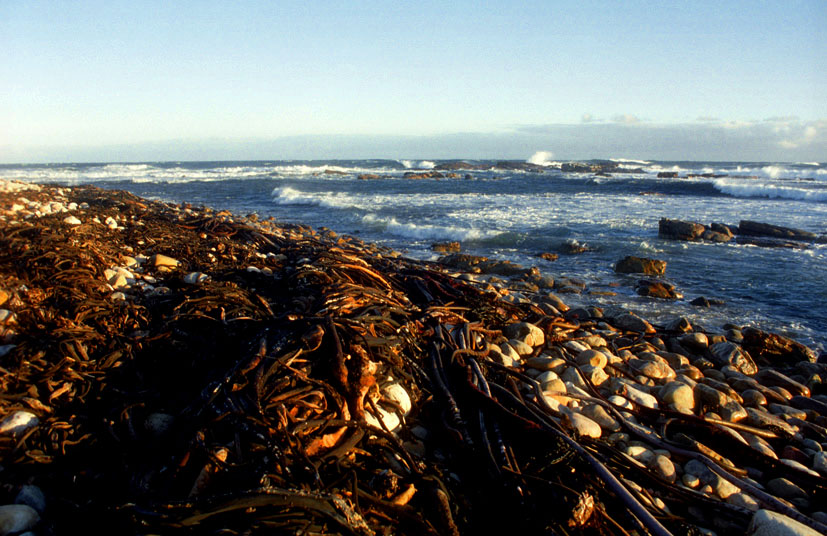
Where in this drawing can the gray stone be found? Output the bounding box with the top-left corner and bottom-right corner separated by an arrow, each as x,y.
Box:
0,411 -> 39,436
508,338 -> 534,357
628,358 -> 675,380
649,454 -> 676,483
614,313 -> 655,334
504,322 -> 545,347
767,478 -> 807,500
0,504 -> 39,535
576,349 -> 607,369
720,401 -> 748,422
814,451 -> 827,475
726,492 -> 759,511
695,383 -> 730,408
749,510 -> 822,536
581,404 -> 620,432
768,403 -> 807,420
660,382 -> 695,412
745,408 -> 798,436
578,364 -> 609,387
713,475 -> 741,499
779,459 -> 819,477
14,486 -> 45,515
742,432 -> 778,459
742,389 -> 768,407
684,459 -> 715,482
708,341 -> 758,375
679,332 -> 709,351
562,409 -> 601,438
500,342 -> 522,363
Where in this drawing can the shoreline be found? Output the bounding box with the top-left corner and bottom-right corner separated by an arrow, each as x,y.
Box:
1,179 -> 825,535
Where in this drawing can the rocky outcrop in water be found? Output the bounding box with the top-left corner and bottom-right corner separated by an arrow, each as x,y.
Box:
615,256 -> 666,275
739,220 -> 818,241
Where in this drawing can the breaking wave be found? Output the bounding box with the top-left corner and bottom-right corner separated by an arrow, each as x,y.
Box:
527,151 -> 557,166
712,179 -> 827,202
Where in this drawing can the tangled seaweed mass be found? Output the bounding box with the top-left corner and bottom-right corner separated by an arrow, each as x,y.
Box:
0,179 -> 825,535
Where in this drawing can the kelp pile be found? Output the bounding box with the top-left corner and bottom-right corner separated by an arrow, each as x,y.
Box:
0,181 -> 825,535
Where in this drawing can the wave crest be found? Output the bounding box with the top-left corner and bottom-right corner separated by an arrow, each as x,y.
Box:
712,179 -> 827,202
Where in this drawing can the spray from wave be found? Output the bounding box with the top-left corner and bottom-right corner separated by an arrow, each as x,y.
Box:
400,160 -> 436,170
527,151 -> 556,166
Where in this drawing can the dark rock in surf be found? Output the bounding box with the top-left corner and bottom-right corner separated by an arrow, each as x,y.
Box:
537,252 -> 559,262
710,223 -> 736,237
738,220 -> 816,241
735,236 -> 809,249
690,296 -> 725,307
434,161 -> 486,171
560,239 -> 591,255
438,253 -> 488,272
635,279 -> 682,300
357,174 -> 381,180
658,218 -> 706,241
493,161 -> 547,172
742,327 -> 818,365
614,256 -> 666,276
431,241 -> 461,253
701,230 -> 732,242
404,171 -> 444,179
657,172 -> 679,178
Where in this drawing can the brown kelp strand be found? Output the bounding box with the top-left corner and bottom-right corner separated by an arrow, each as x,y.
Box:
0,179 -> 826,535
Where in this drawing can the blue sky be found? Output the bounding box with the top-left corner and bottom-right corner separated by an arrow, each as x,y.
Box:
1,0 -> 825,162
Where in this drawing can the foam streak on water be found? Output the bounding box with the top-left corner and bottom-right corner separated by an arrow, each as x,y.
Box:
4,159 -> 825,350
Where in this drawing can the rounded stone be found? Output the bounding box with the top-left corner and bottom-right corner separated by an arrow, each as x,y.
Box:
562,410 -> 602,438
767,478 -> 807,500
648,454 -> 676,483
659,381 -> 695,412
14,486 -> 45,515
508,338 -> 534,357
681,473 -> 700,488
726,492 -> 759,512
503,322 -> 545,347
742,389 -> 767,407
581,404 -> 620,432
0,504 -> 39,535
748,509 -> 822,536
576,349 -> 607,369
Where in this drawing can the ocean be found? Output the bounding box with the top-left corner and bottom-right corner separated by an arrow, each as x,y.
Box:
2,157 -> 825,352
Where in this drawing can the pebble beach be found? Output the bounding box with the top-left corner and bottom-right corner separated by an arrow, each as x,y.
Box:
1,178 -> 826,535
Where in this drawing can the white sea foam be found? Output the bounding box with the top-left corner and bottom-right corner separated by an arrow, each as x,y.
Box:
609,158 -> 651,165
361,214 -> 501,241
527,151 -> 556,166
270,186 -> 357,209
712,178 -> 827,202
